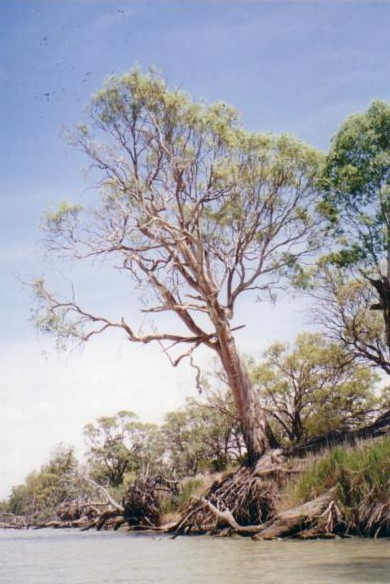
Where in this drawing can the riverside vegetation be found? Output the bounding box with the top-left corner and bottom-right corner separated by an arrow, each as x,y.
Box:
6,72 -> 390,538
1,422 -> 389,537
1,349 -> 390,537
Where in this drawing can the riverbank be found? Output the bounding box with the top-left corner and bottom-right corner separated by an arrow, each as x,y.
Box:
2,434 -> 389,539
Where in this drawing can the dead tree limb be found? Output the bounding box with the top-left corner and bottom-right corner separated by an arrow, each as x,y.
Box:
80,476 -> 124,512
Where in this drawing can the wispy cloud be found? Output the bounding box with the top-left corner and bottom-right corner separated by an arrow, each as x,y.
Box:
0,243 -> 37,263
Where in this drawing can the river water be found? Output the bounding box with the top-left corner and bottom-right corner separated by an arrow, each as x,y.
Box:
0,529 -> 389,583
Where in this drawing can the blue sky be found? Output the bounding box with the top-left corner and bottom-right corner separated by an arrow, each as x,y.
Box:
1,0 -> 389,498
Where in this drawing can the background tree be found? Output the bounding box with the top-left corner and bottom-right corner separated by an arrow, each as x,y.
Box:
84,410 -> 164,487
252,333 -> 381,444
310,266 -> 390,375
192,386 -> 245,466
162,390 -> 244,476
319,100 -> 390,348
7,444 -> 81,521
33,69 -> 322,464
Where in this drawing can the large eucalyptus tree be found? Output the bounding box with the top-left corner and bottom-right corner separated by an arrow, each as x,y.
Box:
34,69 -> 321,463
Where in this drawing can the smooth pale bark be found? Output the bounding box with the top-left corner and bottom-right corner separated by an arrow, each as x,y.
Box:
212,314 -> 270,463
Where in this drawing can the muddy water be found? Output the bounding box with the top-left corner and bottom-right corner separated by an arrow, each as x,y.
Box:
0,529 -> 389,583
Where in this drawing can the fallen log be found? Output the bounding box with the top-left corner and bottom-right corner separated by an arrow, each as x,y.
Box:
253,489 -> 338,539
286,410 -> 390,458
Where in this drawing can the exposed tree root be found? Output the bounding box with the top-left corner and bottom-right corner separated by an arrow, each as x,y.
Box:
123,476 -> 179,528
168,450 -> 289,535
354,501 -> 390,537
167,474 -> 340,539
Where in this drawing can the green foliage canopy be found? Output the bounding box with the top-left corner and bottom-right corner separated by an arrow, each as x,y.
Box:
252,333 -> 381,443
7,445 -> 81,521
35,68 -> 322,348
84,410 -> 164,487
162,390 -> 244,476
319,100 -> 390,274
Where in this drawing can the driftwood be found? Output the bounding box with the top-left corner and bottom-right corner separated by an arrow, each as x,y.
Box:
61,476 -> 125,531
33,518 -> 91,530
56,500 -> 106,521
0,513 -> 29,529
80,477 -> 124,513
28,478 -> 126,531
77,475 -> 180,531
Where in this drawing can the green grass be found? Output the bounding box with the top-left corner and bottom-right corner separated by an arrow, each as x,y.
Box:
161,478 -> 206,515
294,436 -> 390,534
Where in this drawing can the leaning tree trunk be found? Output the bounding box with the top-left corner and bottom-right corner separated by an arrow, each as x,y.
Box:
214,318 -> 270,464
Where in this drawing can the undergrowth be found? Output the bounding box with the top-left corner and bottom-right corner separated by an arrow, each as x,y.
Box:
161,477 -> 206,515
295,436 -> 390,535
